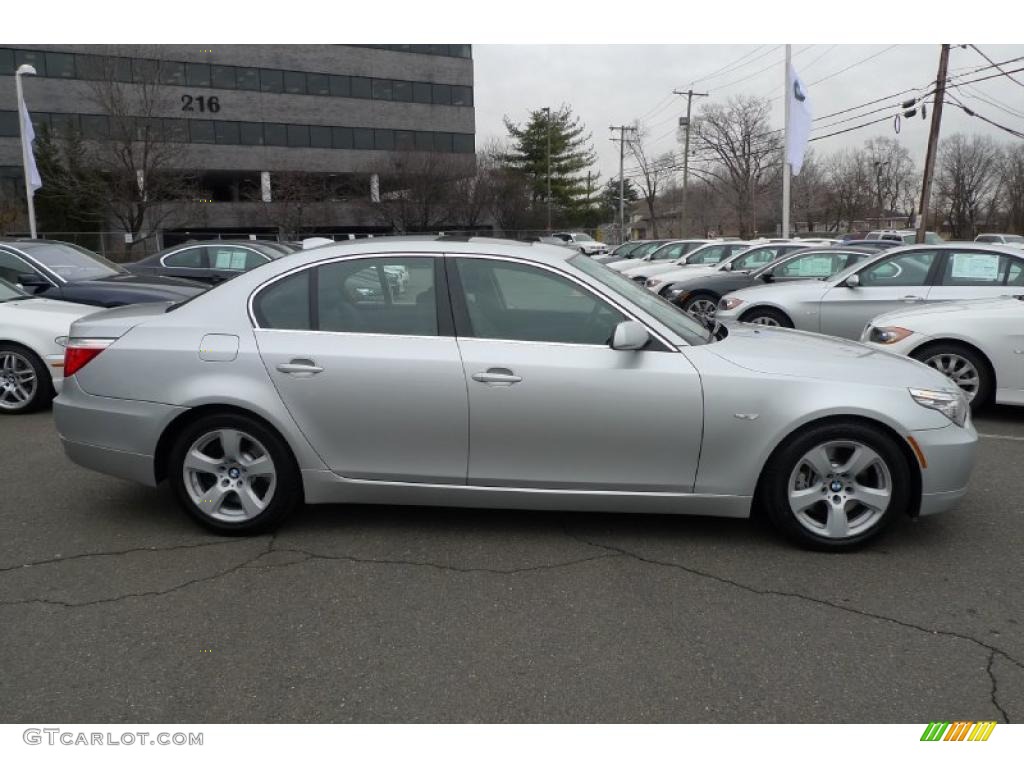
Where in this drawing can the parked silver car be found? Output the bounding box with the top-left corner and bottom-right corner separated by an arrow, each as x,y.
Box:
863,295 -> 1024,409
55,237 -> 976,549
715,243 -> 1024,337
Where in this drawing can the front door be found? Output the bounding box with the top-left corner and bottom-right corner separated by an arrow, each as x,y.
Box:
253,255 -> 468,484
819,249 -> 940,339
448,256 -> 703,492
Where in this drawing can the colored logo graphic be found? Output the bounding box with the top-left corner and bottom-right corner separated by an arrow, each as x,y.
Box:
921,721 -> 997,741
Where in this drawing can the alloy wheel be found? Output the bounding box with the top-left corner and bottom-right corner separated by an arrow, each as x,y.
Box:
922,352 -> 980,402
182,428 -> 278,522
787,440 -> 892,540
686,298 -> 717,322
0,351 -> 38,412
749,315 -> 782,327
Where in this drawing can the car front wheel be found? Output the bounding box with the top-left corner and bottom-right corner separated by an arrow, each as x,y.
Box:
681,293 -> 719,322
169,413 -> 302,534
740,307 -> 793,327
761,421 -> 912,550
0,344 -> 53,415
911,343 -> 993,410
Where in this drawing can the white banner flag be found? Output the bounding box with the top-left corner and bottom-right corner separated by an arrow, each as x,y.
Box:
18,98 -> 42,192
786,64 -> 812,176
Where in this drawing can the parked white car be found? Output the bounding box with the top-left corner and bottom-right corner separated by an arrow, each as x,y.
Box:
0,279 -> 101,414
862,295 -> 1024,409
975,233 -> 1024,248
545,232 -> 608,256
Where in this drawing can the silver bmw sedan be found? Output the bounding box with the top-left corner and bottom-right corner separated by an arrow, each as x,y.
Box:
54,237 -> 977,550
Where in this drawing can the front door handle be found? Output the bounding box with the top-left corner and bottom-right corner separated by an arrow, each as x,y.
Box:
902,295 -> 925,302
472,368 -> 522,385
277,359 -> 324,376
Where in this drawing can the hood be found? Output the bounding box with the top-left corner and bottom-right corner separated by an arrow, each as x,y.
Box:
710,323 -> 951,390
872,295 -> 1024,325
724,278 -> 831,303
622,262 -> 682,279
3,297 -> 100,319
80,273 -> 207,298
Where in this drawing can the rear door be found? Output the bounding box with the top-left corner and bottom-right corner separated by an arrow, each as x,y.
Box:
927,248 -> 1024,303
819,249 -> 940,338
253,254 -> 468,484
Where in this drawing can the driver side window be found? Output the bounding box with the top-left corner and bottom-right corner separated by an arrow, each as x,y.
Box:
0,249 -> 43,286
453,258 -> 625,345
859,251 -> 937,287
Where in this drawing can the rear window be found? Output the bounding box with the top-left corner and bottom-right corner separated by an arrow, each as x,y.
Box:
253,271 -> 311,330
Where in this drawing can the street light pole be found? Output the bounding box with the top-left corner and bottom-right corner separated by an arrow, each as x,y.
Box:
543,106 -> 552,231
15,64 -> 38,239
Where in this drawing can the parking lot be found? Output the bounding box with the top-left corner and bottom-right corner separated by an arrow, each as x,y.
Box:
1,408 -> 1022,723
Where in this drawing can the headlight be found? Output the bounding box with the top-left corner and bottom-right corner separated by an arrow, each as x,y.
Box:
909,387 -> 969,427
719,297 -> 744,311
646,278 -> 664,289
868,326 -> 913,345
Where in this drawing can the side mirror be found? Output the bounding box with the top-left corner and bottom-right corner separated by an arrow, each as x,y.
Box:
721,262 -> 733,272
611,321 -> 650,351
17,273 -> 49,292
761,269 -> 774,282
844,274 -> 860,288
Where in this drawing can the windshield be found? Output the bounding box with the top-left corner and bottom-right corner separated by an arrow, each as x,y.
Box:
900,232 -> 944,244
683,242 -> 746,265
0,277 -> 30,302
14,241 -> 124,282
573,233 -> 595,242
629,241 -> 668,259
571,255 -> 712,346
1004,235 -> 1024,243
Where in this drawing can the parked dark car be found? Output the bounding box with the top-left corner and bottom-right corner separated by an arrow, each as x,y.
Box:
126,240 -> 291,285
663,246 -> 881,321
0,239 -> 207,308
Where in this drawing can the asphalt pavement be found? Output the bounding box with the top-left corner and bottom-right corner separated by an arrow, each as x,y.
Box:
1,408 -> 1022,723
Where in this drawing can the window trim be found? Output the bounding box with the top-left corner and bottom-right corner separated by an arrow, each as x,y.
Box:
158,245 -> 210,270
248,252 -> 450,339
0,245 -> 63,286
851,248 -> 944,288
444,253 -> 673,351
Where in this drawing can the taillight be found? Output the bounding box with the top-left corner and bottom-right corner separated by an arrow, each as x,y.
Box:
64,338 -> 113,377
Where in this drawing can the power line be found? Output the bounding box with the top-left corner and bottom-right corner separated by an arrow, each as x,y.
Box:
806,45 -> 900,87
969,44 -> 1024,89
687,45 -> 775,87
946,94 -> 1024,140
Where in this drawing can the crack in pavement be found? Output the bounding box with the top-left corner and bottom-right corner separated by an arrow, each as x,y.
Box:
562,526 -> 1020,722
0,539 -> 249,574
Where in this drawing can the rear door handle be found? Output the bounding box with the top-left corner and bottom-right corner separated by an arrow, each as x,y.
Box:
902,295 -> 925,302
472,368 -> 522,385
276,359 -> 324,375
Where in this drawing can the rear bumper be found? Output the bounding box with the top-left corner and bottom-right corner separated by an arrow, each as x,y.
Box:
910,421 -> 978,516
54,377 -> 186,486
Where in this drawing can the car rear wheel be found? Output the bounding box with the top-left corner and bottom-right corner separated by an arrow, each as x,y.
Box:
911,343 -> 993,410
740,307 -> 793,327
681,293 -> 719,322
169,413 -> 302,535
761,421 -> 912,550
0,344 -> 52,415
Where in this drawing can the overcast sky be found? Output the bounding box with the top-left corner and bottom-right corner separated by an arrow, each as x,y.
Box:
473,44 -> 1024,183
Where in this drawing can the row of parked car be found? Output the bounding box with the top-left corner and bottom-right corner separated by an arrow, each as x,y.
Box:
599,236 -> 1024,409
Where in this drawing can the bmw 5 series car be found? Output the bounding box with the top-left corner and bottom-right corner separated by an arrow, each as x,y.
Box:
55,237 -> 976,550
863,295 -> 1024,409
0,239 -> 207,308
715,243 -> 1024,336
126,240 -> 291,285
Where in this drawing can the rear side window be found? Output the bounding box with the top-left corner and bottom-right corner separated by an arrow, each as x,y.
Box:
253,270 -> 311,330
208,246 -> 267,272
317,257 -> 437,336
940,251 -> 1022,287
163,247 -> 207,268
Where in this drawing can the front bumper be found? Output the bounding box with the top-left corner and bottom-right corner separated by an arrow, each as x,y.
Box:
910,421 -> 978,516
54,376 -> 186,486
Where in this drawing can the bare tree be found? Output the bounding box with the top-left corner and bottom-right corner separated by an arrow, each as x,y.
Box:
999,144 -> 1024,234
261,172 -> 329,239
863,137 -> 917,221
369,152 -> 474,232
82,47 -> 199,254
822,149 -> 873,231
789,150 -> 829,232
935,134 -> 1002,238
692,96 -> 782,238
627,125 -> 676,238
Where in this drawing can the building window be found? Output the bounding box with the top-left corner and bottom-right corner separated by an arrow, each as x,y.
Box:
432,84 -> 452,105
132,58 -> 160,83
392,81 -> 413,102
413,82 -> 432,104
0,111 -> 18,137
353,128 -> 373,150
164,118 -> 189,143
451,86 -> 473,107
15,50 -> 46,76
260,69 -> 283,93
450,45 -> 472,58
329,75 -> 350,97
45,52 -> 75,78
239,122 -> 264,146
351,77 -> 372,99
287,124 -> 310,148
215,121 -> 240,145
186,62 -> 211,87
372,79 -> 393,100
374,129 -> 395,150
434,133 -> 453,152
0,49 -> 14,76
237,67 -> 260,91
394,130 -> 415,150
264,123 -> 288,146
307,73 -> 329,96
80,114 -> 110,139
189,120 -> 216,144
310,125 -> 332,148
332,127 -> 353,149
453,134 -> 474,154
283,71 -> 306,95
30,113 -> 50,135
50,113 -> 79,137
211,65 -> 236,90
160,61 -> 186,85
414,131 -> 434,151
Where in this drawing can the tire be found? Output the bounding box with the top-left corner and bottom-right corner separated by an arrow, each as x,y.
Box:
760,421 -> 912,551
910,342 -> 993,411
0,343 -> 53,415
740,307 -> 793,328
680,292 -> 720,322
168,412 -> 302,535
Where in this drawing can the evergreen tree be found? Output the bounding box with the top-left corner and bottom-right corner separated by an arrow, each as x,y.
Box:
33,125 -> 105,247
502,105 -> 599,225
598,177 -> 639,221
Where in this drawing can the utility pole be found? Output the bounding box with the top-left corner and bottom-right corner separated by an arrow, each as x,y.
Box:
542,106 -> 552,231
782,44 -> 792,239
672,89 -> 708,238
609,125 -> 635,243
917,44 -> 950,244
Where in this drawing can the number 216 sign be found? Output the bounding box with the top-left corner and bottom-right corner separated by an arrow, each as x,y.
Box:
181,95 -> 221,113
